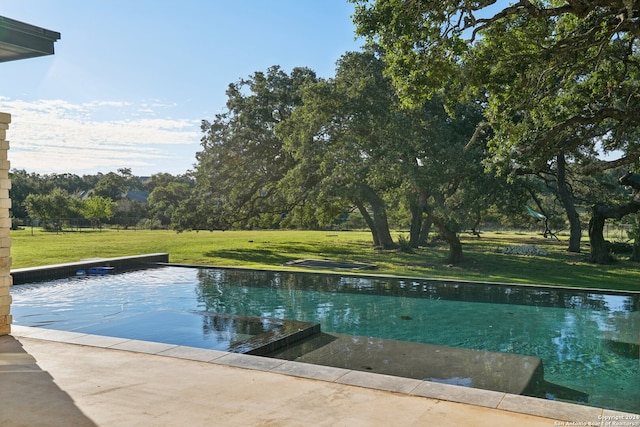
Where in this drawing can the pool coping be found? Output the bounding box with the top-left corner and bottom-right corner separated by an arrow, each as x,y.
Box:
10,325 -> 639,420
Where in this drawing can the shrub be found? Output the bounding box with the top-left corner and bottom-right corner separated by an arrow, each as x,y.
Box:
397,233 -> 414,253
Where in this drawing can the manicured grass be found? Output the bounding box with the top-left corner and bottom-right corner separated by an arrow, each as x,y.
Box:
9,228 -> 640,292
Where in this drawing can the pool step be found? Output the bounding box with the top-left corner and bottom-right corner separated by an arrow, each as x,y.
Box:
266,332 -> 546,396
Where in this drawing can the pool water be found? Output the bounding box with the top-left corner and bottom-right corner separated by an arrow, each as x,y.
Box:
10,266 -> 639,413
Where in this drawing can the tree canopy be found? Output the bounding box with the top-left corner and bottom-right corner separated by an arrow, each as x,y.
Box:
175,66 -> 319,231
278,51 -> 402,248
182,51 -> 525,262
352,0 -> 640,165
351,0 -> 640,262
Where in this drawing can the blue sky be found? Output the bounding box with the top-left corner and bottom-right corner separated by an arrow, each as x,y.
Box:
0,1 -> 363,176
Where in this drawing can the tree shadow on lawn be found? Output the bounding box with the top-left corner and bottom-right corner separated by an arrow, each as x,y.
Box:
264,241 -> 366,257
204,242 -> 368,266
463,248 -> 640,289
204,249 -> 290,265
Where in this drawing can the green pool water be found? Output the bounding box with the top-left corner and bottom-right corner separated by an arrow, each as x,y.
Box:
10,266 -> 639,413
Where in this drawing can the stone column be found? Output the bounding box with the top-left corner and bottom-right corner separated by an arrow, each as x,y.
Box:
0,112 -> 12,335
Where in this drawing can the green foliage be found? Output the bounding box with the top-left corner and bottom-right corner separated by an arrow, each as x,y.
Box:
339,210 -> 368,230
92,172 -> 128,200
351,0 -> 469,106
10,169 -> 189,229
181,51 -> 535,258
351,0 -> 640,262
24,188 -> 79,232
352,0 -> 640,172
278,51 -> 402,247
147,181 -> 192,227
180,66 -> 319,231
397,233 -> 413,253
80,196 -> 115,229
10,169 -> 91,219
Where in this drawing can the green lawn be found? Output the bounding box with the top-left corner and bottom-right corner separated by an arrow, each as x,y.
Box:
9,228 -> 640,292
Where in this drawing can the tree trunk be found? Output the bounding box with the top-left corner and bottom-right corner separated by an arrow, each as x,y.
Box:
470,210 -> 482,237
355,200 -> 380,247
360,184 -> 397,249
410,190 -> 430,247
432,216 -> 463,264
589,202 -> 640,263
409,201 -> 423,248
588,206 -> 611,264
418,215 -> 432,246
631,241 -> 640,262
556,153 -> 581,252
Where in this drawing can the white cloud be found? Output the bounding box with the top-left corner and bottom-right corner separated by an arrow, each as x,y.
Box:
0,98 -> 201,175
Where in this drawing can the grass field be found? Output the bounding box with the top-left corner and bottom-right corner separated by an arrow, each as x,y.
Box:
9,228 -> 640,292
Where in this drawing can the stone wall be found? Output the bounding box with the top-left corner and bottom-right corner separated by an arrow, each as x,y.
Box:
0,112 -> 11,335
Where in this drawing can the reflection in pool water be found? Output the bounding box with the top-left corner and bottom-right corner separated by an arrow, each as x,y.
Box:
10,266 -> 639,414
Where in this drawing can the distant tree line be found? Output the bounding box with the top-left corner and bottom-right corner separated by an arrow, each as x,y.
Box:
10,167 -> 194,231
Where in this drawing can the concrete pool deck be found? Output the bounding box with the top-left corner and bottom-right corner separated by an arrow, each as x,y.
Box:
3,326 -> 636,427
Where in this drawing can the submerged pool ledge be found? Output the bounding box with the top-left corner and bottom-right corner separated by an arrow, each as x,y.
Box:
265,332 -> 546,397
10,325 -> 638,420
11,253 -> 169,285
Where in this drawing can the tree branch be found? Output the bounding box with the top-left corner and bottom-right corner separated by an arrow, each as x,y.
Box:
582,147 -> 640,174
537,108 -> 640,149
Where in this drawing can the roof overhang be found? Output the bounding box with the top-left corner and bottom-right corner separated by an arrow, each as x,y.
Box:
0,16 -> 60,63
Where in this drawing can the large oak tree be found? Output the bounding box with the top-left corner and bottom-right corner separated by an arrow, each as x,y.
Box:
280,50 -> 505,262
175,66 -> 318,231
352,0 -> 640,262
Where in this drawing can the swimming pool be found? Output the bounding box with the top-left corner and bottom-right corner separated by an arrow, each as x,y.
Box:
10,266 -> 639,413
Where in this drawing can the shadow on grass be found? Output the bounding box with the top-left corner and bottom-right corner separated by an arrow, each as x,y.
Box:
203,238 -> 640,291
204,249 -> 292,265
205,242 -> 367,266
459,248 -> 640,290
266,242 -> 365,257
